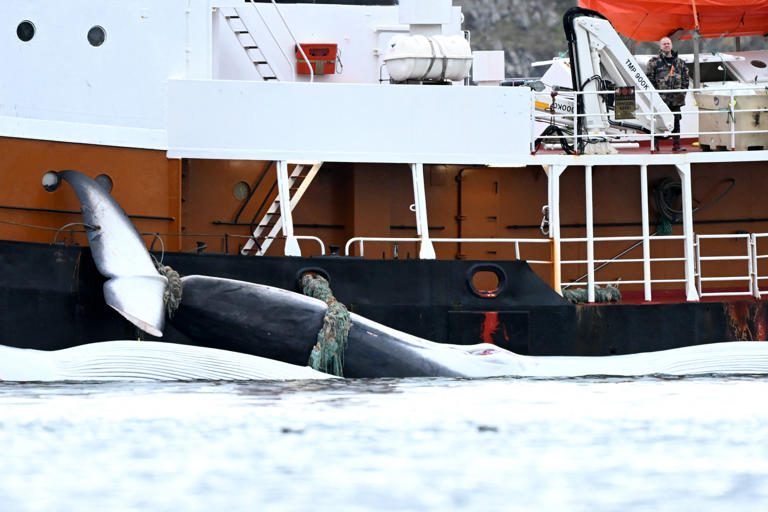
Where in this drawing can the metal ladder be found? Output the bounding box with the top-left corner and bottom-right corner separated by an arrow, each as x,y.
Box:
241,162 -> 324,256
220,7 -> 279,81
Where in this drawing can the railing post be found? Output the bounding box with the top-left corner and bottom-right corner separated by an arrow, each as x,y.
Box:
649,91 -> 655,152
411,163 -> 436,260
676,163 -> 699,301
572,94 -> 578,154
730,88 -> 736,150
276,160 -> 301,256
585,165 -> 595,303
530,93 -> 536,153
751,234 -> 760,298
695,234 -> 702,296
545,164 -> 567,293
747,234 -> 755,297
640,164 -> 652,301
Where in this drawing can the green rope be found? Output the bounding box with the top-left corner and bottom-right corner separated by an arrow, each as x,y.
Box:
563,285 -> 621,304
656,216 -> 673,236
301,274 -> 350,377
153,260 -> 183,318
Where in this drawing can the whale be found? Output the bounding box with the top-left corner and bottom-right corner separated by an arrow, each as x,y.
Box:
0,340 -> 334,382
171,275 -> 768,378
50,170 -> 768,380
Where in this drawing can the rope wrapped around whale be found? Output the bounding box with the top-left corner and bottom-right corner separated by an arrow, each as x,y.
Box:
301,273 -> 350,377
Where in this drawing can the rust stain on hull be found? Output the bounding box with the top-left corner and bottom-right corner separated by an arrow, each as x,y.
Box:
725,302 -> 768,341
480,311 -> 510,345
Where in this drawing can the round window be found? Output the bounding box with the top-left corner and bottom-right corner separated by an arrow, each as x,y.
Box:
751,59 -> 767,69
233,181 -> 250,201
467,264 -> 507,299
87,26 -> 106,47
17,21 -> 35,42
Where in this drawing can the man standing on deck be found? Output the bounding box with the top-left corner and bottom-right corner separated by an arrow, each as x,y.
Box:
646,37 -> 690,152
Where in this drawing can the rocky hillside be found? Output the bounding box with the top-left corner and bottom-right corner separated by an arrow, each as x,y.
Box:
455,0 -> 577,78
456,0 -> 768,78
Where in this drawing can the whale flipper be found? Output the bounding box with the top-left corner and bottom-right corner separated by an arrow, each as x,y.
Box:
58,170 -> 166,336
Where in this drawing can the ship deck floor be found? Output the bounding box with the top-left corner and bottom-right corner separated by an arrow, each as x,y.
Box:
536,138 -> 705,156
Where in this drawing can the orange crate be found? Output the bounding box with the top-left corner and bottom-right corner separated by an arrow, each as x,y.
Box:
296,43 -> 337,75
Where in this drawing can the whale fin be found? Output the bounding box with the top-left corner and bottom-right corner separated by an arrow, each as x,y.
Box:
57,170 -> 167,336
103,275 -> 168,337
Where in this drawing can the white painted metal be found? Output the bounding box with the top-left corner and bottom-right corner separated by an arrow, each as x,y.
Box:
250,4 -> 294,78
268,0 -> 313,83
219,7 -> 278,81
585,165 -> 595,303
213,2 -> 463,84
410,163 -> 436,260
676,163 -> 700,301
241,161 -> 323,256
167,80 -> 531,164
752,234 -> 763,298
730,89 -> 737,149
344,237 -> 551,262
695,232 -> 703,295
0,0 -> 212,149
562,235 -> 686,243
276,160 -> 300,256
545,164 -> 567,294
640,165 -> 652,301
399,0 -> 452,25
294,235 -> 326,256
695,233 -> 754,297
569,16 -> 673,134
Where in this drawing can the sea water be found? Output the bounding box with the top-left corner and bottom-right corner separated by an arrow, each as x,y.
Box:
1,377 -> 767,511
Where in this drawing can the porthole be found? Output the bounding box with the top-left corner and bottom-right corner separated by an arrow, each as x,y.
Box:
751,59 -> 767,69
467,264 -> 507,299
297,268 -> 331,291
233,181 -> 250,201
17,21 -> 35,42
95,174 -> 113,193
87,25 -> 106,47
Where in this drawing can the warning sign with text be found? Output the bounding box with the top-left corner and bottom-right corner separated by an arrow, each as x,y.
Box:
614,86 -> 636,120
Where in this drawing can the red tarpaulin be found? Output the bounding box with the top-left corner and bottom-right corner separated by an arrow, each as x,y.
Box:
578,0 -> 768,41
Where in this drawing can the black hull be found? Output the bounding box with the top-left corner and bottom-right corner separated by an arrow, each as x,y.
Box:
1,240 -> 764,356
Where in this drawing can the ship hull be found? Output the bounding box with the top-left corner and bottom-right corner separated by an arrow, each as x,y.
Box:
1,239 -> 763,357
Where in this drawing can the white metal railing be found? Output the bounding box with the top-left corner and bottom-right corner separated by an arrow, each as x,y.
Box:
344,237 -> 552,264
560,235 -> 688,299
750,233 -> 768,298
230,233 -> 325,255
558,231 -> 768,302
533,84 -> 768,153
246,0 -> 313,82
695,233 -> 753,298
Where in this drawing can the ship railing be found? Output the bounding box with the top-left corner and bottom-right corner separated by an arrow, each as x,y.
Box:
344,237 -> 551,264
750,233 -> 768,299
221,233 -> 326,255
533,84 -> 768,153
246,0 -> 313,82
559,235 -> 688,301
695,233 -> 754,298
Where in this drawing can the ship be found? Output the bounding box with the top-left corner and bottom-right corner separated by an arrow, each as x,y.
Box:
3,0 -> 768,372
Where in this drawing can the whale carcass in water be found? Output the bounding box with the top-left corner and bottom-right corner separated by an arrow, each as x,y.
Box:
56,170 -> 167,336
171,275 -> 768,378
0,341 -> 334,382
51,170 -> 768,379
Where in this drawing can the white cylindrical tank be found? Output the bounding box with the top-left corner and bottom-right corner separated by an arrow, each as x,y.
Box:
383,35 -> 472,82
